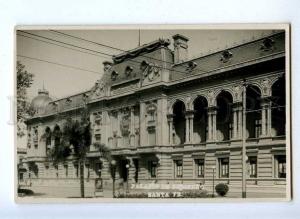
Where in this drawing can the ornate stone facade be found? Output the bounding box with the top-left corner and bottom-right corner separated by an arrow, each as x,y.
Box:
21,31 -> 288,196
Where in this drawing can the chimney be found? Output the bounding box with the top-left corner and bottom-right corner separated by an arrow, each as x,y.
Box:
172,34 -> 189,63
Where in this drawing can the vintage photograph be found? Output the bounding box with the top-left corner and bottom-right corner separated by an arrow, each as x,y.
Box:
15,25 -> 290,201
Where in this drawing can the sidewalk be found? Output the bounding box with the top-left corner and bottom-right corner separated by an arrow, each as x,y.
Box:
19,184 -> 286,199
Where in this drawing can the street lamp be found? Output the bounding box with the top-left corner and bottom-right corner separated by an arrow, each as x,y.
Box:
212,166 -> 216,197
125,164 -> 130,194
110,160 -> 117,198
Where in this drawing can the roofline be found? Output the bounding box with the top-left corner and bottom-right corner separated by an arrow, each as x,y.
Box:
172,30 -> 285,67
112,38 -> 171,63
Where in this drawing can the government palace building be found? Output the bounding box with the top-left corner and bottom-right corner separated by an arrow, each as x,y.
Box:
19,31 -> 288,197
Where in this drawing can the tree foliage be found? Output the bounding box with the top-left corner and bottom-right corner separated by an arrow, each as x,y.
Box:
49,108 -> 91,163
17,61 -> 34,137
46,105 -> 112,197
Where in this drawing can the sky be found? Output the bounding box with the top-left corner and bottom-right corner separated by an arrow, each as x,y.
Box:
16,28 -> 276,101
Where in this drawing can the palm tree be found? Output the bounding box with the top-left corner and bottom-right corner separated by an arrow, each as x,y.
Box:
47,105 -> 112,198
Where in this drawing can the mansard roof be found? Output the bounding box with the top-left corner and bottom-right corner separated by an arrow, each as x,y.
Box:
171,31 -> 285,81
28,31 -> 285,120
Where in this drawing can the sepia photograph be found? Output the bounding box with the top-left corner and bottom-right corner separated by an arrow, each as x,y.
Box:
15,25 -> 291,202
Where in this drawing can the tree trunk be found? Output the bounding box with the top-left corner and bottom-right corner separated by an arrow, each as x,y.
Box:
79,160 -> 85,198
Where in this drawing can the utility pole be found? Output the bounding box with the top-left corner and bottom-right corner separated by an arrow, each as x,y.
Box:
242,79 -> 247,198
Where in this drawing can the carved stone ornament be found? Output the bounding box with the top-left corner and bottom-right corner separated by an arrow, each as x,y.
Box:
233,85 -> 242,102
207,90 -> 215,106
146,102 -> 157,113
261,78 -> 272,96
120,110 -> 130,136
142,62 -> 161,82
93,80 -> 105,97
93,112 -> 102,126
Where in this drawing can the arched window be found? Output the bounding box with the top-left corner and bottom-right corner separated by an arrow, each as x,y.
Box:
216,91 -> 233,141
246,85 -> 262,138
45,127 -> 51,147
173,101 -> 186,145
193,96 -> 208,143
53,125 -> 61,146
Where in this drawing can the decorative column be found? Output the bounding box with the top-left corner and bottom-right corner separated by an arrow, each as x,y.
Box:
185,114 -> 190,144
232,107 -> 237,139
207,107 -> 217,142
189,113 -> 194,144
207,108 -> 212,141
267,99 -> 272,136
260,78 -> 273,137
185,110 -> 194,144
212,109 -> 217,141
139,102 -> 147,146
237,105 -> 243,139
232,103 -> 242,139
261,97 -> 272,137
107,111 -> 113,147
117,110 -> 122,147
130,107 -> 135,146
167,114 -> 174,145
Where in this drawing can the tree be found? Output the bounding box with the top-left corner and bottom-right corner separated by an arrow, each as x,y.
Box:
48,105 -> 112,198
17,61 -> 34,137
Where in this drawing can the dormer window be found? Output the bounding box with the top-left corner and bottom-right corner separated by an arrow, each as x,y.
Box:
125,66 -> 133,77
66,98 -> 72,104
186,61 -> 197,72
111,70 -> 119,81
260,38 -> 275,51
220,50 -> 233,63
82,93 -> 89,102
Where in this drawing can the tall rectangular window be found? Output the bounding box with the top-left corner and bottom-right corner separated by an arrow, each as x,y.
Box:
255,119 -> 262,138
86,164 -> 90,180
55,165 -> 58,178
195,159 -> 205,177
248,156 -> 257,178
64,164 -> 68,177
229,123 -> 233,139
174,160 -> 183,178
95,162 -> 102,177
275,155 -> 286,178
148,127 -> 156,146
218,158 -> 229,178
74,164 -> 79,178
95,134 -> 101,142
149,161 -> 157,178
19,173 -> 24,182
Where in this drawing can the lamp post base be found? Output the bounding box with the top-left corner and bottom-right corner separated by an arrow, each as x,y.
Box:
242,192 -> 247,198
